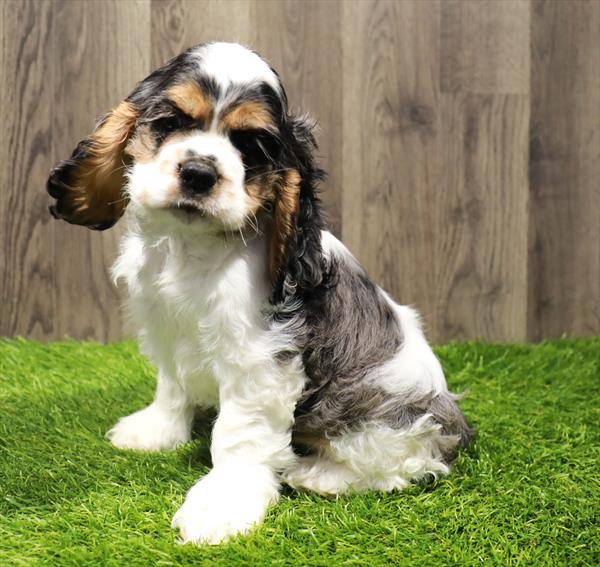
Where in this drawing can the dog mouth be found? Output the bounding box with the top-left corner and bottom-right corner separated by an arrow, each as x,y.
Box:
165,200 -> 210,224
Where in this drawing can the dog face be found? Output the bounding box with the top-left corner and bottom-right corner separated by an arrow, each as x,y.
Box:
126,69 -> 287,231
47,42 -> 321,281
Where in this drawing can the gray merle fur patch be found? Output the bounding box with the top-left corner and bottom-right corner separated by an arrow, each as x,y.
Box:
283,248 -> 473,462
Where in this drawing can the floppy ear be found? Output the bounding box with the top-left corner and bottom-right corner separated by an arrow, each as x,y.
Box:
47,100 -> 139,230
269,116 -> 326,302
269,170 -> 301,283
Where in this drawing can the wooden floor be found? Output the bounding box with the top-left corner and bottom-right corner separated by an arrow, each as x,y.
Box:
1,0 -> 598,343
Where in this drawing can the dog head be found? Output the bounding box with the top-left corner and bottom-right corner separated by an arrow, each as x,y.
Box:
47,42 -> 324,289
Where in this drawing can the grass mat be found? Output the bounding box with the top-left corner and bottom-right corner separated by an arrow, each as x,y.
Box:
1,338 -> 598,565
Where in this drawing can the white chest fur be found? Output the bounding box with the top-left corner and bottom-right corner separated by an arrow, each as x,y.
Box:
113,225 -> 278,408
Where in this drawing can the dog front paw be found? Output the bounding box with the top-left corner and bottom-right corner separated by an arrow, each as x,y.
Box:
171,463 -> 279,545
106,403 -> 191,452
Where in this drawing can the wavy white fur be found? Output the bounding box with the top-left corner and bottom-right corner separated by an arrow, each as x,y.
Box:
108,216 -> 459,543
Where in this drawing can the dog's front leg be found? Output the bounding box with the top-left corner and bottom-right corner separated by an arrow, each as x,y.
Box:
171,371 -> 301,545
106,369 -> 194,452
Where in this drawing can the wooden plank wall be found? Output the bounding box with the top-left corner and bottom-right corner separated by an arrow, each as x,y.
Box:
1,0 -> 598,344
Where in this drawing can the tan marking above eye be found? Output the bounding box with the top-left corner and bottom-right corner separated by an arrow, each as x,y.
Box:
221,101 -> 274,131
166,81 -> 214,122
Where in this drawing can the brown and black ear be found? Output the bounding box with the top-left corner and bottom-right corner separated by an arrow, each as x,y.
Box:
47,101 -> 139,230
268,170 -> 301,283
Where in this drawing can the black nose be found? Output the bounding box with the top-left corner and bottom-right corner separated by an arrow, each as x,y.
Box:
179,159 -> 218,195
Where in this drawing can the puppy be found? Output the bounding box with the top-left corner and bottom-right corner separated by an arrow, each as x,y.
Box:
47,42 -> 473,545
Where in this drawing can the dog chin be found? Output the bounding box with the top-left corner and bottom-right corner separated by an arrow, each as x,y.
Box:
144,205 -> 251,240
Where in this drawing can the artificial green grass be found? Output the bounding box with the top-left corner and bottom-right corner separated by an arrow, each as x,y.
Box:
1,338 -> 598,566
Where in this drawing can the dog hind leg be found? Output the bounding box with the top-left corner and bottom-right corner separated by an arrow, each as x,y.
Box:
284,416 -> 455,495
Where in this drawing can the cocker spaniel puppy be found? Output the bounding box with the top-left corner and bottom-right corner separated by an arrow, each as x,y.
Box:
47,42 -> 473,545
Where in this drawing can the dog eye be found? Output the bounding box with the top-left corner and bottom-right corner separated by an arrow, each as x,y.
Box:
230,129 -> 279,167
153,115 -> 182,134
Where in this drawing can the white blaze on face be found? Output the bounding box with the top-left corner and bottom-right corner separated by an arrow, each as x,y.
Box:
194,42 -> 280,94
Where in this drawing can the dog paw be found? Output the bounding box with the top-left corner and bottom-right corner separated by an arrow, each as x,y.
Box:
283,455 -> 359,495
106,403 -> 191,452
171,464 -> 279,545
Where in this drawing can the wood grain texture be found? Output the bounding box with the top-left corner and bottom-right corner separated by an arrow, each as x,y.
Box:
437,0 -> 531,341
342,0 -> 441,336
528,0 -> 600,340
441,0 -> 531,94
0,0 -> 55,339
151,0 -> 254,68
51,0 -> 150,340
436,93 -> 529,341
1,0 -> 599,342
253,0 -> 344,235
